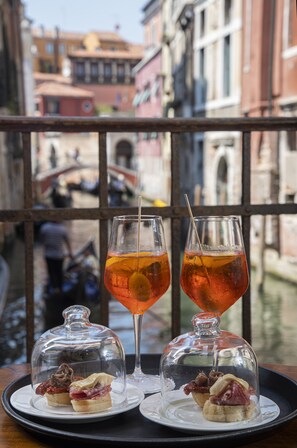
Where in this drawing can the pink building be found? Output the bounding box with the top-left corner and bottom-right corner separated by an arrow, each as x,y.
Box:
133,0 -> 165,200
241,0 -> 297,264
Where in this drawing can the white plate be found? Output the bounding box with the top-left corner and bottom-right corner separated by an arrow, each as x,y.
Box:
11,383 -> 144,423
139,391 -> 280,434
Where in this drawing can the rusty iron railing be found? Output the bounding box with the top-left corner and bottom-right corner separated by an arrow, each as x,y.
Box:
0,116 -> 297,361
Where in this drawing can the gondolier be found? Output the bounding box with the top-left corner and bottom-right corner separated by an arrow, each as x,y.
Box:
39,220 -> 73,293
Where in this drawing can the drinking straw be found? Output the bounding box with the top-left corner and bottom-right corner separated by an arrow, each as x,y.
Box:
137,195 -> 142,267
184,194 -> 210,283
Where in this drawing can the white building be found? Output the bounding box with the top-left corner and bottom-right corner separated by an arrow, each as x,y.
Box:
193,0 -> 243,205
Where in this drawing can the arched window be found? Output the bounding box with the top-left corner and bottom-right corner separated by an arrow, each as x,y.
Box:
116,140 -> 133,168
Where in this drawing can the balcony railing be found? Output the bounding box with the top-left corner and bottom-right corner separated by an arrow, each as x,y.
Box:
0,115 -> 297,362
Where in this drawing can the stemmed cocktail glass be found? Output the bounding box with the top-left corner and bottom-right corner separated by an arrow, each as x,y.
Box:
104,215 -> 170,394
181,216 -> 249,317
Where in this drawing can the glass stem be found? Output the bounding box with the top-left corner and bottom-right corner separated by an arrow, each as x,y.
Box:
133,313 -> 143,378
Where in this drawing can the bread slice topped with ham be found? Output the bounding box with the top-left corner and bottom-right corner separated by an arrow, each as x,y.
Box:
35,363 -> 83,407
203,373 -> 256,422
69,372 -> 115,413
184,370 -> 224,408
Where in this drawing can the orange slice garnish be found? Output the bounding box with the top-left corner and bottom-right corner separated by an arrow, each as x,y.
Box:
129,272 -> 151,301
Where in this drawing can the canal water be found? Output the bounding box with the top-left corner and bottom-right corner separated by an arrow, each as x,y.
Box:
1,191 -> 297,366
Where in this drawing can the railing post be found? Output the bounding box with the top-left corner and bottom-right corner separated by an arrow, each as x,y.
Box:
99,132 -> 110,326
242,131 -> 252,344
170,133 -> 181,338
22,132 -> 35,361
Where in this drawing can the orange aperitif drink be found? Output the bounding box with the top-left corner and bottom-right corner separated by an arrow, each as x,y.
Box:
181,251 -> 249,315
104,251 -> 170,314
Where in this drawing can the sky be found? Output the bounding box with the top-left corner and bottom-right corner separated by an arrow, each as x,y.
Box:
24,0 -> 145,43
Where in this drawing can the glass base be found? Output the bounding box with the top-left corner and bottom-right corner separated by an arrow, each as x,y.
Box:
127,372 -> 161,394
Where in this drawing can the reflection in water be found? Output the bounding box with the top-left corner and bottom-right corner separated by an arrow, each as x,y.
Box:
180,270 -> 297,366
251,272 -> 294,364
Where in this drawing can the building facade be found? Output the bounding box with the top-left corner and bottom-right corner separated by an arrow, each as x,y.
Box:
31,27 -> 84,74
69,32 -> 143,114
241,0 -> 297,266
133,0 -> 168,201
193,0 -> 243,207
0,0 -> 25,246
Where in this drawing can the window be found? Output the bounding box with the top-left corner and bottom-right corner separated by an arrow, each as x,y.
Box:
197,48 -> 206,104
200,10 -> 205,37
117,64 -> 125,82
197,140 -> 204,194
90,62 -> 98,81
76,62 -> 85,81
82,100 -> 93,113
151,21 -> 157,45
224,0 -> 232,25
59,43 -> 65,54
199,48 -> 205,78
287,131 -> 297,151
45,42 -> 54,54
285,193 -> 295,203
223,35 -> 231,96
133,91 -> 141,107
104,63 -> 112,82
151,80 -> 160,97
45,98 -> 60,115
40,59 -> 54,73
116,140 -> 132,168
142,84 -> 151,103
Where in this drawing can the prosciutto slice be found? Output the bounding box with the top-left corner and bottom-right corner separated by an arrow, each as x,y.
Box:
210,380 -> 250,406
70,384 -> 111,400
184,370 -> 224,395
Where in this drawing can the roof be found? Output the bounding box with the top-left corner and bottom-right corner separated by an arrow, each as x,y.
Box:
32,27 -> 84,40
35,82 -> 94,98
34,72 -> 72,85
87,31 -> 126,42
68,44 -> 144,60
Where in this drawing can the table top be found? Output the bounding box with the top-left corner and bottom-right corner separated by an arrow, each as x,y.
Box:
1,363 -> 297,448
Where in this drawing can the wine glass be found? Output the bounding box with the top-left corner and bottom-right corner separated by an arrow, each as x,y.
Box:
160,217 -> 259,422
181,216 -> 249,316
104,215 -> 170,393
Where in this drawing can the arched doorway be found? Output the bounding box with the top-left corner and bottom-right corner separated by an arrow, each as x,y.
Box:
115,140 -> 133,168
216,156 -> 228,204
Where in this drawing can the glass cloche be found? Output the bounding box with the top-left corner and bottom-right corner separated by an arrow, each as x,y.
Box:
160,312 -> 260,425
31,305 -> 126,413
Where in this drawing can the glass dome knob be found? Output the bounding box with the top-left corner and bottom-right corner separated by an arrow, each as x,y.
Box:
192,312 -> 221,338
63,305 -> 91,330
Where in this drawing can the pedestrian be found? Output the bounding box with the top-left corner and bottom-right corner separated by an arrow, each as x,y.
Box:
39,220 -> 73,293
49,144 -> 57,169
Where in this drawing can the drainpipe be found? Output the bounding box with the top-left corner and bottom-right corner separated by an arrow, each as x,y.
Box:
257,0 -> 277,292
267,0 -> 275,116
268,0 -> 280,256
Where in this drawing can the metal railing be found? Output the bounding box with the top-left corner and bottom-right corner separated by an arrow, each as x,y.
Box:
1,115 -> 297,361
